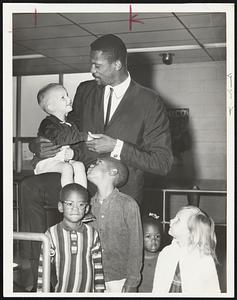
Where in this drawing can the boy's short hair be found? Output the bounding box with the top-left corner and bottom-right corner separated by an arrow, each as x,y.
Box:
37,83 -> 62,112
90,34 -> 127,67
102,157 -> 128,188
60,183 -> 89,203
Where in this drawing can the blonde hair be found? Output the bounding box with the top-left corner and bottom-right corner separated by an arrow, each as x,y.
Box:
37,83 -> 63,113
180,206 -> 218,263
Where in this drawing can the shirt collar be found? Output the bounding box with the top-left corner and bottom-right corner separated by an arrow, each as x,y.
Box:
94,188 -> 119,203
106,73 -> 131,98
48,115 -> 72,126
60,220 -> 85,233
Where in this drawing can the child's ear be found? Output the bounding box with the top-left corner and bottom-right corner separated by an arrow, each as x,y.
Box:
58,202 -> 64,213
85,204 -> 90,215
109,168 -> 118,177
47,103 -> 54,112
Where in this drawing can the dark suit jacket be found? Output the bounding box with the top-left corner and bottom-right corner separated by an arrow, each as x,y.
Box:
68,79 -> 173,203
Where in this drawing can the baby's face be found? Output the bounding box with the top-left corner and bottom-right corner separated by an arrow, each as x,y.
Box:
47,86 -> 72,116
143,223 -> 161,253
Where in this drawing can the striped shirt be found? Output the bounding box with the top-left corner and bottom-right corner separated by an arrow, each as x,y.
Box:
37,221 -> 105,292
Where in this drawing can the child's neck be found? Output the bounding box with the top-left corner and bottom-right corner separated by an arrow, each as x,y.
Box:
175,237 -> 189,248
144,250 -> 159,259
96,182 -> 115,202
52,112 -> 67,122
62,219 -> 82,231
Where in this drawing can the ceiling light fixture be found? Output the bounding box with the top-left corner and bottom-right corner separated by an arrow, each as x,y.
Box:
127,42 -> 226,53
160,53 -> 174,65
13,54 -> 46,60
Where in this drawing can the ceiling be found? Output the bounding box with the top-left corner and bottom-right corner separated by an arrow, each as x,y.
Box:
13,12 -> 226,76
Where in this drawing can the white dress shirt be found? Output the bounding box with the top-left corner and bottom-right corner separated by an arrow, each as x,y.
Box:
103,73 -> 131,160
103,73 -> 131,123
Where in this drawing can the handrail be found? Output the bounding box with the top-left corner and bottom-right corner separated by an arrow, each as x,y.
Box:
161,189 -> 227,232
161,189 -> 227,194
13,232 -> 51,292
13,137 -> 35,143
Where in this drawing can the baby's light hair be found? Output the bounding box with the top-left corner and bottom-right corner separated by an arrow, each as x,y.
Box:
180,206 -> 218,263
37,83 -> 63,113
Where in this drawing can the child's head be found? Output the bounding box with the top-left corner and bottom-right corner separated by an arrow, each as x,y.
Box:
37,83 -> 72,116
142,214 -> 162,253
87,157 -> 128,188
58,183 -> 89,225
169,206 -> 217,260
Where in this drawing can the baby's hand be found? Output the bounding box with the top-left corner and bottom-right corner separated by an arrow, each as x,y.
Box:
64,147 -> 74,161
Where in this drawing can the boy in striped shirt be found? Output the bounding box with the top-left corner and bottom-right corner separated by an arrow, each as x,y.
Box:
37,183 -> 105,293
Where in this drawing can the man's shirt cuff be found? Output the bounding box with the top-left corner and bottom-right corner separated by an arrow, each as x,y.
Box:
110,139 -> 124,160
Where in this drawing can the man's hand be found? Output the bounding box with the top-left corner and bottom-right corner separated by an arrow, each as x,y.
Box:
29,136 -> 61,159
122,285 -> 137,293
85,134 -> 116,154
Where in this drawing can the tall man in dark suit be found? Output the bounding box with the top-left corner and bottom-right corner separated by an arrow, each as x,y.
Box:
20,34 -> 173,290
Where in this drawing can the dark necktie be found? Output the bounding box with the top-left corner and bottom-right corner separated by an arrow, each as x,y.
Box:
104,87 -> 113,129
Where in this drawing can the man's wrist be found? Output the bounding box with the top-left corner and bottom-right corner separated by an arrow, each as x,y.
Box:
110,139 -> 124,160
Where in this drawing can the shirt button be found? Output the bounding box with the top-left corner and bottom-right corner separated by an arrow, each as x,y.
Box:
114,154 -> 118,158
101,215 -> 104,218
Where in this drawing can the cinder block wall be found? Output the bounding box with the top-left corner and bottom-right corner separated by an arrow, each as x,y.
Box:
152,61 -> 226,182
142,61 -> 226,222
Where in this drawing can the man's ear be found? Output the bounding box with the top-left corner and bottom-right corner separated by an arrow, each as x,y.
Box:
58,202 -> 64,213
109,168 -> 118,177
115,60 -> 122,71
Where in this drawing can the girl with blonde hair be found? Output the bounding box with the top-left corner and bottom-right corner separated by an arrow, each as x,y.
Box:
152,206 -> 220,295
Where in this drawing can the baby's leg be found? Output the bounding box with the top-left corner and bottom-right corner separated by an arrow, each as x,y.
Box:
50,162 -> 74,187
70,161 -> 87,188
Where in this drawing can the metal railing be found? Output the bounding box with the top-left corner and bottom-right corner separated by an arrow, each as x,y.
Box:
13,232 -> 51,292
162,188 -> 227,232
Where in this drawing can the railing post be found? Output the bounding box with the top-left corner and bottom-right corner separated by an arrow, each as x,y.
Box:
13,232 -> 51,292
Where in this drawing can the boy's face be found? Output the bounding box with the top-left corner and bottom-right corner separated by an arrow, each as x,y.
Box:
87,159 -> 110,183
144,223 -> 161,253
46,86 -> 72,115
58,191 -> 89,224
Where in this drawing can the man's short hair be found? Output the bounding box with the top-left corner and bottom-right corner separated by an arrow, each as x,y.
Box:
60,183 -> 89,203
37,83 -> 62,111
90,34 -> 127,67
102,157 -> 128,188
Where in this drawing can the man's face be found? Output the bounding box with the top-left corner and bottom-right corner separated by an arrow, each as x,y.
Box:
90,50 -> 117,86
58,191 -> 89,224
